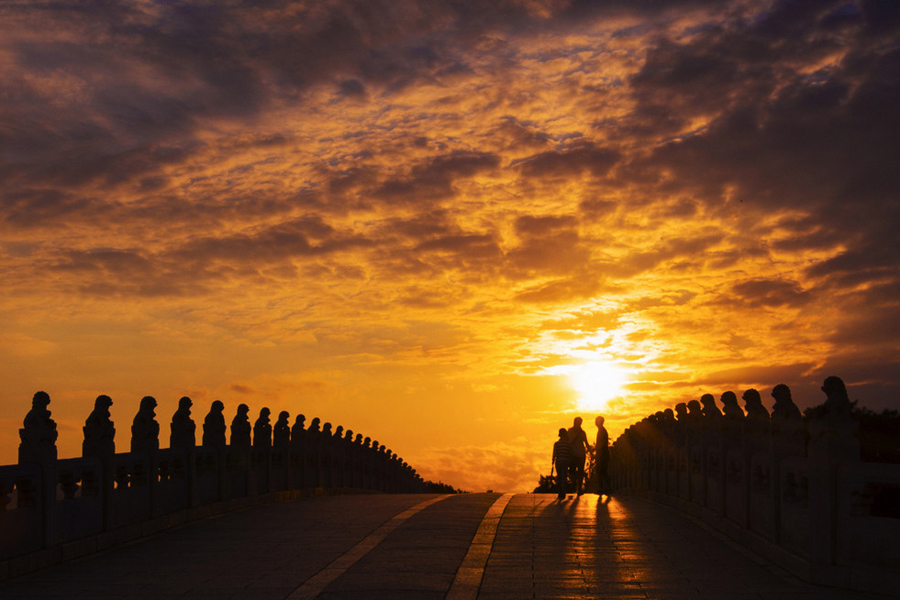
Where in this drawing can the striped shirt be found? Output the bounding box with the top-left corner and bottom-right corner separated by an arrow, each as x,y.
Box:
553,438 -> 572,465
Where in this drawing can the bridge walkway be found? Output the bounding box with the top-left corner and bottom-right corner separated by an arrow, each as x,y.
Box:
0,493 -> 891,600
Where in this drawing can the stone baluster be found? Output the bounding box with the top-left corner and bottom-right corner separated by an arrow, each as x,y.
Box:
19,391 -> 59,547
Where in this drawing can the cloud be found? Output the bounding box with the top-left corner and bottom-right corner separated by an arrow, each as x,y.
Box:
2,0 -> 900,481
515,142 -> 621,180
371,151 -> 501,204
729,277 -> 809,309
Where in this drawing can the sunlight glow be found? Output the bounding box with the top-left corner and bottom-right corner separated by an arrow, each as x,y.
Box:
571,361 -> 628,413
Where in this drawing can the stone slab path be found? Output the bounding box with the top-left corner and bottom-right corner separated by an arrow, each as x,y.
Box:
0,492 -> 894,599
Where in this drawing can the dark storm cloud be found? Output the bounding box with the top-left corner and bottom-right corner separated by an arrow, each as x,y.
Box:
513,274 -> 606,303
371,151 -> 500,204
54,248 -> 153,277
624,0 -> 900,301
702,361 -> 817,388
631,1 -> 900,205
0,0 -> 535,220
337,79 -> 369,101
0,189 -> 103,229
40,213 -> 378,296
515,142 -> 621,180
729,278 -> 809,308
507,215 -> 591,278
609,234 -> 725,278
170,215 -> 373,264
416,233 -> 500,257
492,117 -> 552,150
51,247 -> 213,298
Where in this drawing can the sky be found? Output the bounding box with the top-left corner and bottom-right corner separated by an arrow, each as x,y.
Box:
2,0 -> 899,493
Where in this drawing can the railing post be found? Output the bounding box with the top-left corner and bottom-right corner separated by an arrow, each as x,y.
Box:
807,416 -> 859,565
18,391 -> 58,548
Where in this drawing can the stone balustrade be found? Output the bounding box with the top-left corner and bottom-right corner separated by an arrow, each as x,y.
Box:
0,392 -> 426,578
608,376 -> 900,595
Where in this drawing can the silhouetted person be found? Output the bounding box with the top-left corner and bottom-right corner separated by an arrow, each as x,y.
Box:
822,375 -> 852,419
19,390 -> 59,464
202,400 -> 226,448
170,396 -> 196,449
552,428 -> 572,499
594,415 -> 611,495
700,394 -> 722,418
742,389 -> 769,422
274,410 -> 291,450
231,403 -> 251,449
83,394 -> 115,457
131,396 -> 160,454
770,384 -> 801,421
721,391 -> 744,419
253,408 -> 272,449
568,417 -> 590,496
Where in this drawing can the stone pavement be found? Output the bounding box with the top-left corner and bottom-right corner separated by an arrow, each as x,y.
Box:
0,492 -> 894,599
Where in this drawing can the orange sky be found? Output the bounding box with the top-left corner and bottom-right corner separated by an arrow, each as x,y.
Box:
2,0 -> 899,492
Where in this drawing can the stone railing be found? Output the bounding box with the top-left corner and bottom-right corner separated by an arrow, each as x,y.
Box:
0,392 -> 426,579
608,376 -> 900,596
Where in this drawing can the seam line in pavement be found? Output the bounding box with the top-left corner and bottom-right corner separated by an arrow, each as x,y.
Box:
285,495 -> 451,600
446,493 -> 514,600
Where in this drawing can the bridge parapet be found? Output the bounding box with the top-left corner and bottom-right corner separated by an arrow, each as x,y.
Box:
608,376 -> 900,595
0,392 -> 426,578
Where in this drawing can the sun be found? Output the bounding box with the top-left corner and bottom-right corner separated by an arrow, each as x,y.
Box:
570,361 -> 628,413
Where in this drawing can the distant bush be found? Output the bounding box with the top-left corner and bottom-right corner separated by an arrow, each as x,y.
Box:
532,474 -> 556,494
424,480 -> 467,493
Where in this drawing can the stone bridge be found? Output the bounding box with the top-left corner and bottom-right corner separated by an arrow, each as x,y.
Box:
0,492 -> 894,600
2,380 -> 900,599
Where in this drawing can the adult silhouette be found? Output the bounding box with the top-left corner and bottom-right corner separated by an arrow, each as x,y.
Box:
594,415 -> 611,495
230,404 -> 251,449
83,394 -> 115,457
131,396 -> 160,454
202,400 -> 226,448
170,396 -> 196,449
568,417 -> 590,496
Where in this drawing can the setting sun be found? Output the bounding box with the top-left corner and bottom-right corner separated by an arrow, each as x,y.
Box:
571,362 -> 628,413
